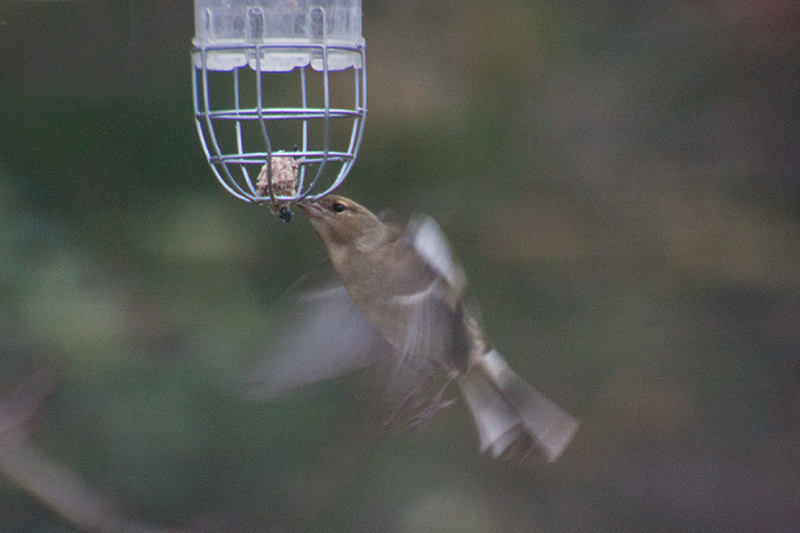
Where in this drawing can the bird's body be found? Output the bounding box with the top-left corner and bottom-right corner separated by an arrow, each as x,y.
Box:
301,198 -> 472,378
282,195 -> 580,461
335,227 -> 469,374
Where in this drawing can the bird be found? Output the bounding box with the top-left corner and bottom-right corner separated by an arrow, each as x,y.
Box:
251,195 -> 579,462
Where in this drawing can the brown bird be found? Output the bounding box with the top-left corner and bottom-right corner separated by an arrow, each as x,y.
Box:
255,195 -> 579,461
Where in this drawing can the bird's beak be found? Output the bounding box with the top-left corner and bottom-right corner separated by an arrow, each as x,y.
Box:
298,201 -> 325,220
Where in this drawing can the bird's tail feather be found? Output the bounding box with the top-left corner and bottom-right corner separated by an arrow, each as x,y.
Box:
457,350 -> 579,462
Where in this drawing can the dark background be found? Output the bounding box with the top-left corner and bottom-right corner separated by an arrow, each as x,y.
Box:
1,1 -> 799,531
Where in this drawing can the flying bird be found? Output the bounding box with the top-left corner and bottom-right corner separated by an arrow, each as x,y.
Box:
250,195 -> 579,462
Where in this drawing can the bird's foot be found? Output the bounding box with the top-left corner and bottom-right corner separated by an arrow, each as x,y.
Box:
383,389 -> 425,427
408,397 -> 455,429
407,374 -> 457,429
383,374 -> 457,428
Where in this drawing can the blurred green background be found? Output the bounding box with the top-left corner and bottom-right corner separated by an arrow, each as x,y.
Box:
1,1 -> 799,531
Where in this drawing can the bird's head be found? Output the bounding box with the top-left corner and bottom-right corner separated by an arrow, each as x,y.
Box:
299,195 -> 391,255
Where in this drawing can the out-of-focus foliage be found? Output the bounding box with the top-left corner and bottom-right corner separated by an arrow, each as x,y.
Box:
1,1 -> 798,531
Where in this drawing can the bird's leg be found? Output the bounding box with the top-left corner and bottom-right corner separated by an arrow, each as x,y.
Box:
408,374 -> 457,429
382,374 -> 432,427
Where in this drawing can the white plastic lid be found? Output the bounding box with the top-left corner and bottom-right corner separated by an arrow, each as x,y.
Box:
193,0 -> 363,72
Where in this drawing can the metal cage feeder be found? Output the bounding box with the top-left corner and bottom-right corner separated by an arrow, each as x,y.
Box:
192,0 -> 366,206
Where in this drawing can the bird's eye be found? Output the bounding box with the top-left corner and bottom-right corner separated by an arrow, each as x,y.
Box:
330,202 -> 347,213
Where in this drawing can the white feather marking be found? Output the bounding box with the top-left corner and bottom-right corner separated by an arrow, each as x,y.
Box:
391,280 -> 440,306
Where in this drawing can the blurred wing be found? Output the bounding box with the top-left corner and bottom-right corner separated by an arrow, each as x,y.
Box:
244,269 -> 393,398
406,214 -> 465,293
376,216 -> 470,374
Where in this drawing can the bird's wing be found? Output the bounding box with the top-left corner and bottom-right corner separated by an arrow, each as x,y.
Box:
373,216 -> 471,374
406,214 -> 465,294
243,267 -> 393,398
